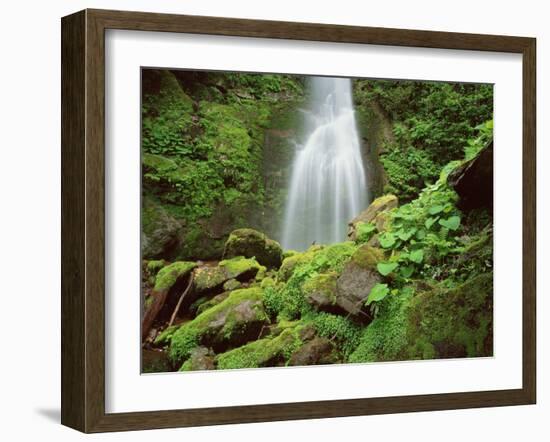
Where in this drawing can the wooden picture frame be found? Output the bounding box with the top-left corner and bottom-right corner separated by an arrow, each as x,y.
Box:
61,8 -> 536,433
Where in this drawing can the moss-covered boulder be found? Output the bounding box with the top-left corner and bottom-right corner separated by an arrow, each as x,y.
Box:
195,292 -> 231,316
142,197 -> 183,259
349,273 -> 493,363
288,337 -> 341,366
406,273 -> 493,359
348,194 -> 398,240
334,245 -> 384,317
193,256 -> 263,293
142,261 -> 197,341
154,261 -> 197,292
179,347 -> 216,371
223,228 -> 283,269
303,272 -> 338,312
277,246 -> 321,282
216,324 -> 305,369
169,287 -> 269,364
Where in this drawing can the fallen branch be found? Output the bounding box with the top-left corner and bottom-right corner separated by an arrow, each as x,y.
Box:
168,271 -> 195,328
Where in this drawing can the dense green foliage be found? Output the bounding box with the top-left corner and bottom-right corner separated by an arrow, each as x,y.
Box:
354,79 -> 493,201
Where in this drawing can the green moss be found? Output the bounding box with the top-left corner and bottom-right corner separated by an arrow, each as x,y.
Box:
153,324 -> 180,346
349,288 -> 413,363
216,324 -> 305,369
223,279 -> 242,291
194,257 -> 262,293
169,287 -> 268,363
146,259 -> 166,275
406,273 -> 493,359
310,312 -> 362,358
351,245 -> 385,269
219,256 -> 262,277
268,242 -> 357,320
154,261 -> 197,291
302,272 -> 338,307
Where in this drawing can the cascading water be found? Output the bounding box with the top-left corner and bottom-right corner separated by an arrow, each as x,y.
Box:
281,77 -> 368,251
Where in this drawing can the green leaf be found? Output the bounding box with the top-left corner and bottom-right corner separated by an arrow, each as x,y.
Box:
356,222 -> 377,242
409,249 -> 424,264
416,229 -> 426,240
379,233 -> 396,249
366,283 -> 390,306
397,228 -> 416,241
377,262 -> 399,276
400,265 -> 415,278
428,205 -> 444,215
439,216 -> 461,231
425,217 -> 438,229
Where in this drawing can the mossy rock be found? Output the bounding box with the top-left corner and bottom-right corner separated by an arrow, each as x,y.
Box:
179,347 -> 216,371
348,194 -> 398,240
146,259 -> 167,276
223,228 -> 283,269
216,324 -> 306,369
223,279 -> 242,291
153,324 -> 180,346
169,287 -> 269,364
288,337 -> 341,366
303,272 -> 338,312
335,256 -> 381,317
349,273 -> 493,363
406,273 -> 493,359
351,244 -> 385,270
277,245 -> 322,282
193,257 -> 263,293
195,292 -> 231,316
154,261 -> 197,292
142,197 -> 183,259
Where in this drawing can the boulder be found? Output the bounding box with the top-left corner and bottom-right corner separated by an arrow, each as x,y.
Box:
195,292 -> 231,316
141,261 -> 197,341
223,228 -> 283,269
335,245 -> 384,317
447,141 -> 493,211
142,198 -> 183,259
303,272 -> 339,312
348,194 -> 398,240
288,337 -> 340,366
169,288 -> 270,363
216,324 -> 306,369
179,347 -> 216,371
193,256 -> 263,293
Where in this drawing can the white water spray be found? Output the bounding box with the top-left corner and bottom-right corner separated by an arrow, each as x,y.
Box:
281,77 -> 368,251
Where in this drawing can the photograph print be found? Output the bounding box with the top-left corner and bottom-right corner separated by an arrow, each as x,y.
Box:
140,68 -> 494,373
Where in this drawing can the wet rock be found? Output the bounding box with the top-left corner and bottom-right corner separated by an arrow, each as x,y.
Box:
448,141 -> 493,211
223,228 -> 283,269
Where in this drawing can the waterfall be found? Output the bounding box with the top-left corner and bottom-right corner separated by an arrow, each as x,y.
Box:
281,76 -> 368,251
